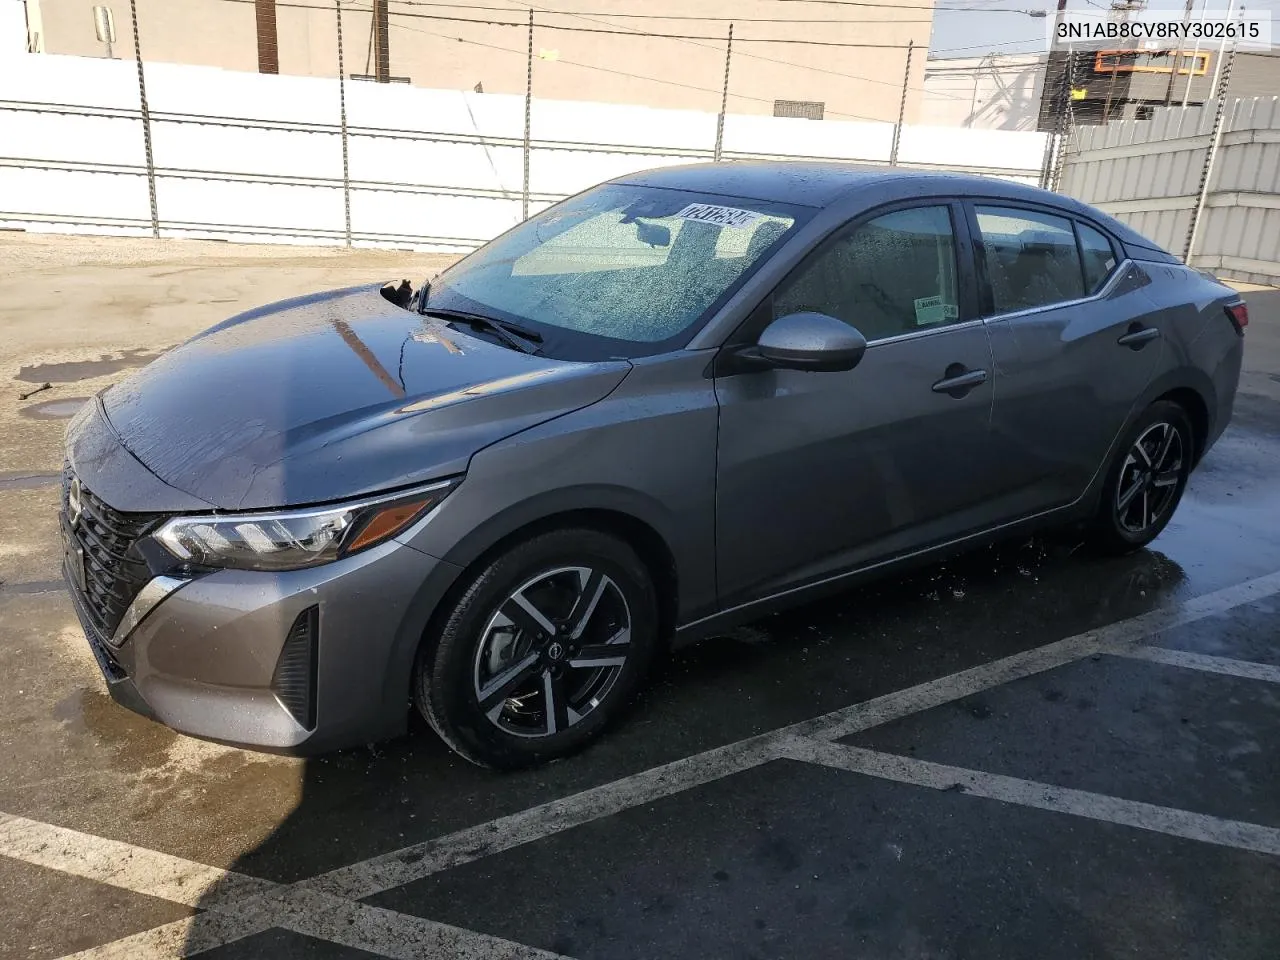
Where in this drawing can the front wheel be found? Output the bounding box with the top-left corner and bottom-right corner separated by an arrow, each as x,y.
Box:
1086,400 -> 1194,556
415,528 -> 659,769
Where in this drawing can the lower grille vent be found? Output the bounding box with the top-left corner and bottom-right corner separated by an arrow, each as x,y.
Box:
272,606 -> 318,729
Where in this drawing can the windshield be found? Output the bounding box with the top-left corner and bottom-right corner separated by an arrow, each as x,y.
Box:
424,183 -> 806,359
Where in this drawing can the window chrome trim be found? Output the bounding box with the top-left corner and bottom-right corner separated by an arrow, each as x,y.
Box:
979,257 -> 1135,325
862,316 -> 988,350
109,576 -> 188,647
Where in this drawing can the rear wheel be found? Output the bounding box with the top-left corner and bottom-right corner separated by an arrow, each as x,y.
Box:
1087,400 -> 1194,556
415,528 -> 658,769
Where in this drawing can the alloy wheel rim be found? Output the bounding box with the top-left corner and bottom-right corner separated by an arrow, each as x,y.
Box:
1115,421 -> 1184,535
472,565 -> 632,738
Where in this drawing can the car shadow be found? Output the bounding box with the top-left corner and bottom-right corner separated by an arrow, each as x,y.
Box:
182,535 -> 1188,957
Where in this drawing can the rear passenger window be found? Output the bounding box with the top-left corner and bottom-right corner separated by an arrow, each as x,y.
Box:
1077,222 -> 1118,294
975,206 -> 1085,314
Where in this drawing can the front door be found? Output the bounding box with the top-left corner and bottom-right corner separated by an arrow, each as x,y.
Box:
714,202 -> 1001,610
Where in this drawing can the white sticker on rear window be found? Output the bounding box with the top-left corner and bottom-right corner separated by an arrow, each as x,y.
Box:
675,203 -> 762,229
914,295 -> 958,326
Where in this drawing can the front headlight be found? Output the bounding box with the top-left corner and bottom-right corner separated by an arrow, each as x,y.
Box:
155,478 -> 460,572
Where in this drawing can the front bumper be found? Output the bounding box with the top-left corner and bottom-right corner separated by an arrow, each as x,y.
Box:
65,537 -> 461,754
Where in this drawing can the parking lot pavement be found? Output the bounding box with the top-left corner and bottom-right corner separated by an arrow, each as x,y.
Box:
1,235 -> 1278,960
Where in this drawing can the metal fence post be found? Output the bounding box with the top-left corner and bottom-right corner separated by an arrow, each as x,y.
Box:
335,0 -> 352,247
888,40 -> 913,167
522,9 -> 533,220
1184,45 -> 1236,264
127,0 -> 159,238
713,24 -> 733,163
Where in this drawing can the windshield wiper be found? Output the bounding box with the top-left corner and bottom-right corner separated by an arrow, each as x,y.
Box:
423,307 -> 543,354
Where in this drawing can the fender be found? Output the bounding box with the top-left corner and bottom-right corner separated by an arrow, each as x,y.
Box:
434,482 -> 684,585
1073,364 -> 1216,518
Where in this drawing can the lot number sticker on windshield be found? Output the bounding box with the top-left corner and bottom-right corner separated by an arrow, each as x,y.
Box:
914,295 -> 959,326
675,203 -> 762,229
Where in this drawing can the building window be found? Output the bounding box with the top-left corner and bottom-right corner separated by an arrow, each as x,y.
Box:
773,100 -> 825,120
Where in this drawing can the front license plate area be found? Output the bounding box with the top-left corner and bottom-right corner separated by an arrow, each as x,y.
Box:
61,517 -> 87,594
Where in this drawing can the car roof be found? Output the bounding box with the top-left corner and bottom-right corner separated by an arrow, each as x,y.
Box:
611,161 -> 1169,255
612,161 -> 899,208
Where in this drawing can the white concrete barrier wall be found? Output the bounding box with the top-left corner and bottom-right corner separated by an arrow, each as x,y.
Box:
0,49 -> 1050,251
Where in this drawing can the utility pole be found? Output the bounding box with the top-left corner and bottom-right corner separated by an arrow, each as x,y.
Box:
254,0 -> 278,74
1163,0 -> 1196,105
1206,0 -> 1237,99
1103,0 -> 1144,123
372,0 -> 390,82
1042,0 -> 1071,132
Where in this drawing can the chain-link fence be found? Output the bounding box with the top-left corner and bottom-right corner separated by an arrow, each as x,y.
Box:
1,0 -> 1053,250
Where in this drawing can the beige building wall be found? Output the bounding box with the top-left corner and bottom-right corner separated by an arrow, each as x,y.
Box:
31,0 -> 932,123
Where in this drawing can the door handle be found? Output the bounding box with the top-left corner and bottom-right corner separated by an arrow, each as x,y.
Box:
931,366 -> 988,398
1117,324 -> 1161,349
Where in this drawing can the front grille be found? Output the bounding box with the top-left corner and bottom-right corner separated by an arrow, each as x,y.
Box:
63,469 -> 162,642
272,606 -> 319,729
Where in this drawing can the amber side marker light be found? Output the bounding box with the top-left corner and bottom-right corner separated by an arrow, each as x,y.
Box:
348,499 -> 432,552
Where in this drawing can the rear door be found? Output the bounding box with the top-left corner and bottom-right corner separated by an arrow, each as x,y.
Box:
713,201 -> 1003,609
972,203 -> 1165,515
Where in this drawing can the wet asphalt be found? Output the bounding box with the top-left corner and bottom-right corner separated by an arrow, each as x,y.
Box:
0,249 -> 1277,958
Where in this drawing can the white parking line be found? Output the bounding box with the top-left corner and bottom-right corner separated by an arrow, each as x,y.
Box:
58,916 -> 270,960
803,567 -> 1280,742
0,813 -> 569,959
308,736 -> 782,900
309,568 -> 1280,901
0,813 -> 275,907
1107,644 -> 1280,684
781,738 -> 1280,858
5,566 -> 1279,959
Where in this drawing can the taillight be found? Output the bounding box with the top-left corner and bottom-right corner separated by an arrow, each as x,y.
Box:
1225,302 -> 1248,336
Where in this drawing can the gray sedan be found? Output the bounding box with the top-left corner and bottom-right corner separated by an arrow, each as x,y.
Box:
59,162 -> 1247,767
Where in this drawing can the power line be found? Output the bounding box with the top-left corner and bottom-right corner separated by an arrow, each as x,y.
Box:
220,0 -> 927,45
469,0 -> 989,105
384,0 -> 938,23
931,35 -> 1048,54
463,0 -> 994,103
380,16 -> 892,120
371,5 -> 926,46
217,0 -> 981,106
780,0 -> 1041,9
384,0 -> 1050,17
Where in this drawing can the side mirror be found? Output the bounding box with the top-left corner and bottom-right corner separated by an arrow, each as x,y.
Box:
754,312 -> 867,372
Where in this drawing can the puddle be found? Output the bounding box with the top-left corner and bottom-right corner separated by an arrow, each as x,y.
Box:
0,471 -> 59,490
18,397 -> 89,419
53,686 -> 299,783
16,348 -> 163,383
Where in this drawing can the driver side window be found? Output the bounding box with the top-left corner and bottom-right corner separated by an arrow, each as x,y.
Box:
774,205 -> 961,342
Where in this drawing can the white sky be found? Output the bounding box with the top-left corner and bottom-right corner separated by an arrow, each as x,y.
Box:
929,0 -> 1280,59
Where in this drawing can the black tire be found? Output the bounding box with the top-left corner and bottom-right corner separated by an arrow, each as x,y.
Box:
414,528 -> 659,769
1086,400 -> 1195,557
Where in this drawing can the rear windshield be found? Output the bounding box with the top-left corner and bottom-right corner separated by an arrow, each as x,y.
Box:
426,183 -> 810,360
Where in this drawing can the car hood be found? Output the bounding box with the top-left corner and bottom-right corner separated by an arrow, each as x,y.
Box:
101,284 -> 631,510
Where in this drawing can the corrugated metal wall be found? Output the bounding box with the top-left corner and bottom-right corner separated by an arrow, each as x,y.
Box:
1059,97 -> 1280,287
